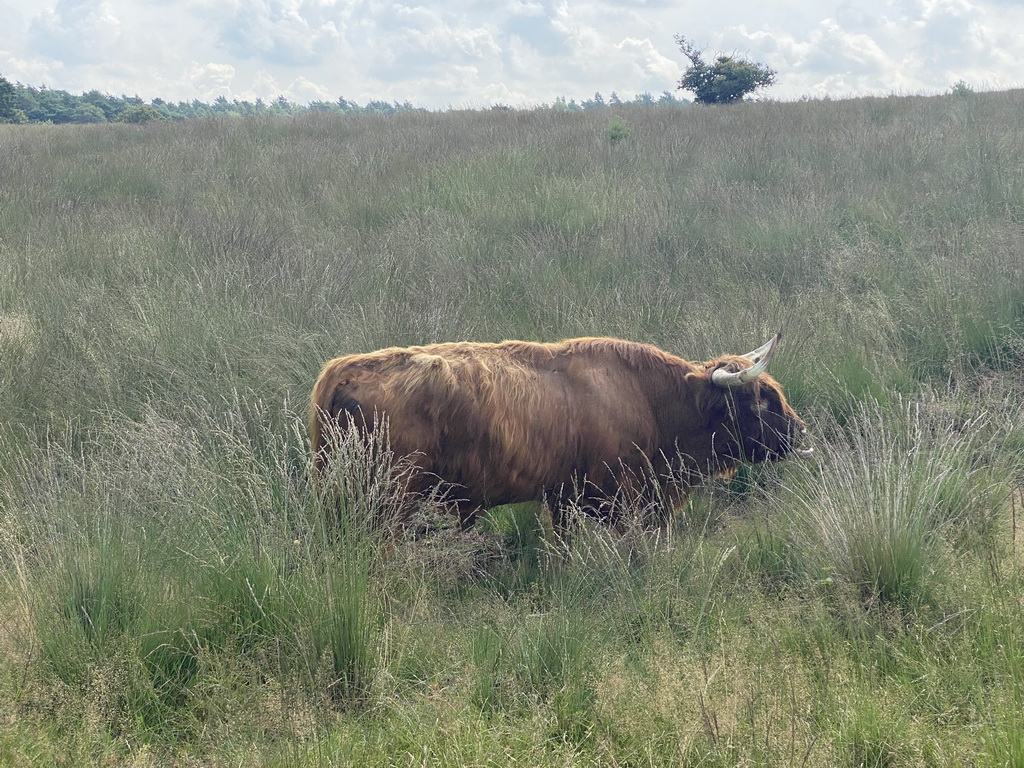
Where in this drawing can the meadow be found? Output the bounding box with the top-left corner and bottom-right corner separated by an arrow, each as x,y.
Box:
1,89 -> 1023,766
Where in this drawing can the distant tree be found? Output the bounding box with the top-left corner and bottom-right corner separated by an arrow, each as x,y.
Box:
81,89 -> 117,120
605,115 -> 631,146
0,76 -> 19,122
337,96 -> 362,113
117,104 -> 161,123
365,100 -> 402,115
950,80 -> 974,97
551,96 -> 582,112
270,94 -> 292,115
188,98 -> 211,117
675,35 -> 776,104
24,85 -> 76,122
12,85 -> 37,121
148,100 -> 175,120
70,103 -> 107,123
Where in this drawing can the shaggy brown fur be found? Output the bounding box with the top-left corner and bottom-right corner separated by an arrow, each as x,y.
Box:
310,337 -> 807,531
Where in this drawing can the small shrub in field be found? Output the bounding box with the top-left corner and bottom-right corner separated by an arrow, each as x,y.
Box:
34,544 -> 139,690
57,544 -> 140,654
741,522 -> 804,592
839,697 -> 909,768
314,561 -> 378,707
469,622 -> 505,712
29,538 -> 207,735
605,116 -> 632,146
776,397 -> 1011,607
117,104 -> 162,123
511,612 -> 596,743
224,415 -> 404,707
313,416 -> 424,539
950,80 -> 974,97
467,601 -> 595,743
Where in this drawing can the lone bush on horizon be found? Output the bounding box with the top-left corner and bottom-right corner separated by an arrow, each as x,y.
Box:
117,104 -> 162,123
605,115 -> 632,146
675,35 -> 776,104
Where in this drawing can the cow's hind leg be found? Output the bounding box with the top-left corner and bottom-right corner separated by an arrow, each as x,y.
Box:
457,501 -> 481,531
544,500 -> 582,564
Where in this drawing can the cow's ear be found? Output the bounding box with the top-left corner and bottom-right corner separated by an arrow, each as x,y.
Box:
686,370 -> 729,417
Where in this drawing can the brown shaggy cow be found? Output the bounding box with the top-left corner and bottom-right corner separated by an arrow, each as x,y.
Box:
310,333 -> 810,532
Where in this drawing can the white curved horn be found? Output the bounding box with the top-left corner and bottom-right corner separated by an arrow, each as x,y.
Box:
742,333 -> 780,364
711,332 -> 781,388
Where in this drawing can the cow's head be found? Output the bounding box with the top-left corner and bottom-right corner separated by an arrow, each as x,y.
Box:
700,333 -> 812,464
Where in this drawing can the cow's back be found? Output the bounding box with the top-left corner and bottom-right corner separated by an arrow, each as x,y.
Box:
312,339 -> 675,507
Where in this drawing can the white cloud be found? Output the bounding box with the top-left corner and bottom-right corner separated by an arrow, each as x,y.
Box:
729,4 -> 1019,98
805,19 -> 891,74
479,80 -> 531,106
0,51 -> 59,87
408,20 -> 501,60
1,0 -> 1022,107
29,0 -> 123,65
506,0 -> 546,17
616,37 -> 683,83
184,61 -> 237,100
214,0 -> 342,65
284,75 -> 333,103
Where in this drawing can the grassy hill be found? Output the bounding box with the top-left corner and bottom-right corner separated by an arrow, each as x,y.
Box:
1,90 -> 1023,765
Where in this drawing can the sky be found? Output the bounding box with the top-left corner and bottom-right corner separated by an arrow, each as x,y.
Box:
1,0 -> 1022,109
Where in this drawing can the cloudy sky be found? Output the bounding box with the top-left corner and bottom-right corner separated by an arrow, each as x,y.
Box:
1,0 -> 1022,109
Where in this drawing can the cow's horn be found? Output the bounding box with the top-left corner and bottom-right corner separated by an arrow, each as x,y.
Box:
711,332 -> 780,388
742,331 -> 781,364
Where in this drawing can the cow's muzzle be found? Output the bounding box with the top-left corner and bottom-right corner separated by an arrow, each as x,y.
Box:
790,427 -> 813,458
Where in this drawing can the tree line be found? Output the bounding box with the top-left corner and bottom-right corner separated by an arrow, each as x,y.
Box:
0,75 -> 694,125
0,77 -> 427,124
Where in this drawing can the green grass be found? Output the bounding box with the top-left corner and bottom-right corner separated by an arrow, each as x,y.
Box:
768,395 -> 1015,606
1,91 -> 1024,764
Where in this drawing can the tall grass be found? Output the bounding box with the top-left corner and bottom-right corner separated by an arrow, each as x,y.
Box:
0,403 -> 401,751
774,395 -> 1014,606
1,91 -> 1024,764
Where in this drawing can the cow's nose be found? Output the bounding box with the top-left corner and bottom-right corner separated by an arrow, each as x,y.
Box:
794,428 -> 813,458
